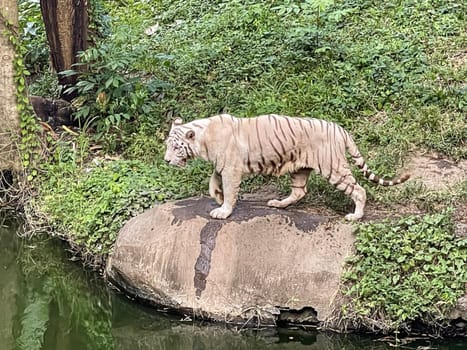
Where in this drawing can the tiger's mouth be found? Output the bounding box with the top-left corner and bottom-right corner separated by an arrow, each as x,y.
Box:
170,158 -> 187,168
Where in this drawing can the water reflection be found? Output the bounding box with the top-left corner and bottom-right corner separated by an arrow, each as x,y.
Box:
111,297 -> 396,350
1,216 -> 465,350
0,216 -> 18,349
1,217 -> 113,350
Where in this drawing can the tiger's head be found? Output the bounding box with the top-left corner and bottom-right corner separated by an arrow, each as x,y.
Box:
164,118 -> 196,167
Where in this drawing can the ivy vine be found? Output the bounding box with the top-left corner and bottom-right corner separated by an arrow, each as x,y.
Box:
1,11 -> 41,181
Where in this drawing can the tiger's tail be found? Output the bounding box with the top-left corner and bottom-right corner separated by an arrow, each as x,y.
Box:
345,132 -> 410,186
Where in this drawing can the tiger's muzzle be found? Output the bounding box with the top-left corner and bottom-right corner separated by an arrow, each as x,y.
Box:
164,157 -> 187,168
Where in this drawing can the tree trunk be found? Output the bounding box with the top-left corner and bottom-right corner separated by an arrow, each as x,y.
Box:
40,0 -> 88,102
0,0 -> 20,172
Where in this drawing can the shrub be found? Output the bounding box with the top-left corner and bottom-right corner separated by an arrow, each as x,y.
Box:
62,38 -> 169,140
341,210 -> 467,333
35,158 -> 211,256
18,0 -> 49,74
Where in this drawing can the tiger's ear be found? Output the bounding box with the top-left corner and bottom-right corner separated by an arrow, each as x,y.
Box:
170,118 -> 184,130
185,130 -> 195,139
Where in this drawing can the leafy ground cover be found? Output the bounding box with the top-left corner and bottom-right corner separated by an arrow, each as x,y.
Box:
29,141 -> 211,255
340,210 -> 467,334
17,0 -> 467,334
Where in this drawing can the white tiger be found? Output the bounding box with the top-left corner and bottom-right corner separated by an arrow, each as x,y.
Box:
164,114 -> 410,220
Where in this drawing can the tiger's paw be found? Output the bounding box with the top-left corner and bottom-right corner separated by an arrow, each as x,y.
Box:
344,213 -> 363,221
267,199 -> 287,208
209,207 -> 232,219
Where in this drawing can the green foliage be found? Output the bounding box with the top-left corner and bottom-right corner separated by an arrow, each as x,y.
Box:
61,36 -> 168,145
27,69 -> 60,97
35,155 -> 210,255
18,0 -> 49,74
273,0 -> 338,49
342,210 -> 467,333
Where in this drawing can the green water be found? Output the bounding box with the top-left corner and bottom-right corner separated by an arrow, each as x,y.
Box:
1,216 -> 466,350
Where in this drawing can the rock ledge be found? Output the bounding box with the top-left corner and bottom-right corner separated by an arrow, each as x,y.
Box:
106,197 -> 354,326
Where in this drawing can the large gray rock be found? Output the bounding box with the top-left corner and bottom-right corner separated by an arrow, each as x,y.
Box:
106,197 -> 355,326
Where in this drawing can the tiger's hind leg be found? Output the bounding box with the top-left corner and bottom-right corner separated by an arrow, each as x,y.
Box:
209,170 -> 224,205
268,168 -> 311,208
330,171 -> 366,221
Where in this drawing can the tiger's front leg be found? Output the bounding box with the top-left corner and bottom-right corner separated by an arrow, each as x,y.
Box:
209,168 -> 242,219
209,170 -> 224,205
